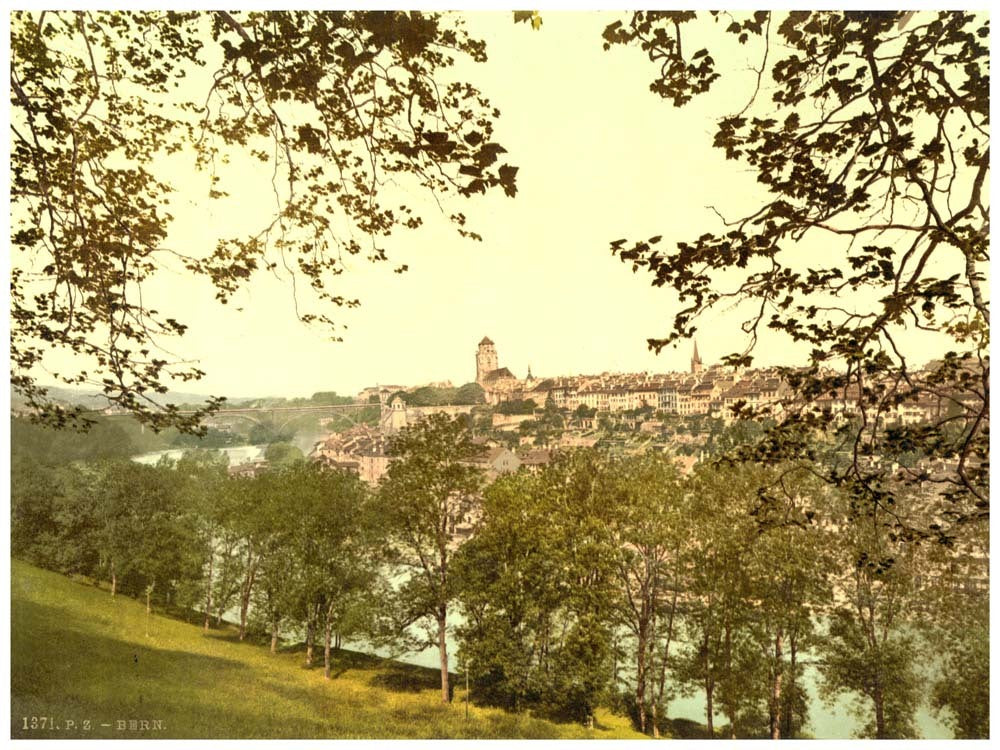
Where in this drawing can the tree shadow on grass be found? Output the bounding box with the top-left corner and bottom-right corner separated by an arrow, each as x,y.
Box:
202,628 -> 270,648
368,662 -> 453,694
273,643 -> 384,676
662,716 -> 715,739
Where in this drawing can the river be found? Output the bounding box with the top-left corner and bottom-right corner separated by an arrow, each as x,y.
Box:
132,444 -> 265,467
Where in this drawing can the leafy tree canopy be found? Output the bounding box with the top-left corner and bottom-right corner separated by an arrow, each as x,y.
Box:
263,441 -> 305,466
11,10 -> 518,433
308,391 -> 355,406
496,398 -> 537,415
605,11 -> 989,541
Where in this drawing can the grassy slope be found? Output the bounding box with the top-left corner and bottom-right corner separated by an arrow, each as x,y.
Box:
11,560 -> 644,739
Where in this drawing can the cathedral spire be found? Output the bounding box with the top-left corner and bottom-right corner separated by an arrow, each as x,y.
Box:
691,339 -> 703,374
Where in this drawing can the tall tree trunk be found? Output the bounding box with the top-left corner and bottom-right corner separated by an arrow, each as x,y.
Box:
305,619 -> 315,668
146,587 -> 152,615
324,619 -> 333,680
769,627 -> 784,740
781,631 -> 798,739
110,561 -> 117,598
238,544 -> 256,641
245,545 -> 255,636
703,631 -> 714,738
866,606 -> 887,739
705,675 -> 715,739
270,618 -> 278,653
651,588 -> 679,739
238,594 -> 249,640
636,620 -> 649,734
650,693 -> 660,738
203,552 -> 214,631
873,678 -> 887,739
438,607 -> 450,703
724,622 -> 735,739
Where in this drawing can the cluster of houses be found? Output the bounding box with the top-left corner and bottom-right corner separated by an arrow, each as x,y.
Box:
473,336 -> 794,419
298,337 -> 979,487
309,423 -> 555,486
473,337 -> 966,427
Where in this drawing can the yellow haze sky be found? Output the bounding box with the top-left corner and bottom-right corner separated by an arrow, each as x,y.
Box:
27,11 -> 963,400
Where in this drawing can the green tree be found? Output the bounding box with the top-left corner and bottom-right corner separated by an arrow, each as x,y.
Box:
405,386 -> 447,406
310,391 -> 354,406
11,416 -> 135,465
746,503 -> 834,738
455,450 -> 618,722
11,456 -> 66,569
918,520 -> 989,738
454,382 -> 487,405
257,464 -> 376,676
929,602 -> 989,738
496,398 -> 537,415
533,394 -> 565,447
168,450 -> 231,628
11,10 -> 518,432
672,462 -> 760,738
247,419 -> 296,445
87,460 -> 202,613
454,470 -> 560,712
264,441 -> 305,466
216,474 -> 281,641
200,478 -> 250,628
600,453 -> 686,735
375,413 -> 485,703
605,10 -> 988,540
817,496 -> 924,738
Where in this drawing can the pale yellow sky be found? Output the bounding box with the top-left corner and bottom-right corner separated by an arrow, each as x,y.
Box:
24,11 -> 969,400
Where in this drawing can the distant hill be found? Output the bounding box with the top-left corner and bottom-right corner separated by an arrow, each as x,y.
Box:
12,385 -> 255,412
13,385 -> 371,412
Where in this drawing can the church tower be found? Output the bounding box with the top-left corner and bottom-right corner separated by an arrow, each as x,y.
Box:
691,340 -> 703,375
379,394 -> 409,435
476,336 -> 498,385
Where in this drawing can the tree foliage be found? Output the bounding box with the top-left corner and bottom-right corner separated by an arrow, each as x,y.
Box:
816,494 -> 925,739
455,450 -> 618,722
11,10 -> 517,432
376,413 -> 485,703
605,11 -> 989,541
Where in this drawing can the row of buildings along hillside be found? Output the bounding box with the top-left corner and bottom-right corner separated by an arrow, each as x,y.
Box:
473,336 -> 971,427
475,336 -> 795,419
318,338 -> 981,486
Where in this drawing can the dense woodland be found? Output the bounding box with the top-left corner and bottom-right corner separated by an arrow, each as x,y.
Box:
11,412 -> 988,739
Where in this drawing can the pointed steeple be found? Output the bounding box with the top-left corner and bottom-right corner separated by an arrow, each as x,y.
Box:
691,340 -> 703,374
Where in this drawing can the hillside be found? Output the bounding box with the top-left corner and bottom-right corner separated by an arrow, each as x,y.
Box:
10,561 -> 644,739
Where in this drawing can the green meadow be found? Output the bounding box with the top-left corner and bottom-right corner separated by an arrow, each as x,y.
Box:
10,559 -> 644,739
